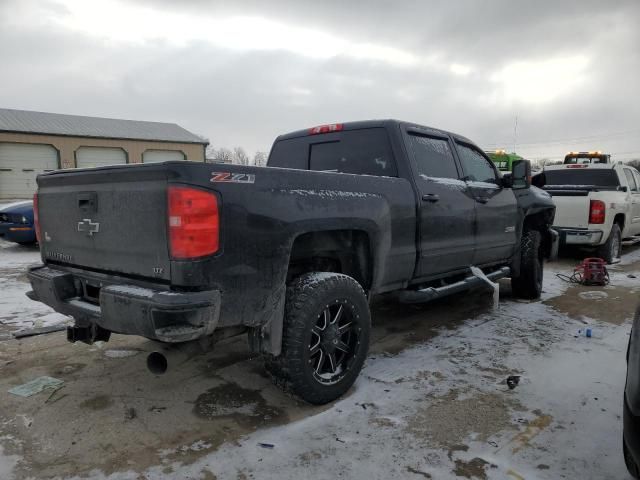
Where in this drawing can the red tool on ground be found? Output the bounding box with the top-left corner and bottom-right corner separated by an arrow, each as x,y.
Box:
574,258 -> 610,286
556,257 -> 610,286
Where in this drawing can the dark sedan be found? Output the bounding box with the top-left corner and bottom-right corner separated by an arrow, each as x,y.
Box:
0,200 -> 37,245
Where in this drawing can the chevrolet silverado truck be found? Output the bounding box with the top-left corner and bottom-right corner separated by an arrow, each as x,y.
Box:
27,120 -> 556,404
543,162 -> 640,263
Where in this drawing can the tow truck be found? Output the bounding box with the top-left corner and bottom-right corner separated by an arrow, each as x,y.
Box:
486,149 -> 526,172
564,151 -> 611,164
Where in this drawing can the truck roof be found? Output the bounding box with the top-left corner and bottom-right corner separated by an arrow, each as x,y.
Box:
545,163 -> 618,172
274,119 -> 474,145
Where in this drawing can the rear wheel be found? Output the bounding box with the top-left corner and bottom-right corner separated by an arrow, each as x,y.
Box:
511,229 -> 543,299
265,272 -> 370,405
597,224 -> 621,264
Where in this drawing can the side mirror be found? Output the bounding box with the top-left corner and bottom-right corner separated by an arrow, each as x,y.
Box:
501,173 -> 513,188
511,160 -> 531,190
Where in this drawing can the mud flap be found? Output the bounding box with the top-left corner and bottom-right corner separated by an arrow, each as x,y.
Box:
470,266 -> 499,309
248,284 -> 286,356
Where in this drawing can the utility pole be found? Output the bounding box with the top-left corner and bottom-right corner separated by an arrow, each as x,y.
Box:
513,115 -> 518,154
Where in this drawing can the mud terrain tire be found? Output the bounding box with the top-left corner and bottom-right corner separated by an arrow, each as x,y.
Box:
265,272 -> 370,405
511,229 -> 543,299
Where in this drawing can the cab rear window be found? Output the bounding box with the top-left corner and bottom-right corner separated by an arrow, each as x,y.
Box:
268,128 -> 397,177
544,169 -> 620,187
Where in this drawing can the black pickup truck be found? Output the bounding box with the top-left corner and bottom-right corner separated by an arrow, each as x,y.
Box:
27,120 -> 556,404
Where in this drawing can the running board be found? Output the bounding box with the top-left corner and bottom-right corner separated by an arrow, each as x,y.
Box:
396,267 -> 511,304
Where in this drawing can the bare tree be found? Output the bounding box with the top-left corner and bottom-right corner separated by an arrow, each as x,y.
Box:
253,151 -> 268,167
232,147 -> 250,165
208,147 -> 234,164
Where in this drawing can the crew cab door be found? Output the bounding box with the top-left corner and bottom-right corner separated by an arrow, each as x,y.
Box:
404,130 -> 476,277
453,141 -> 518,265
623,168 -> 640,236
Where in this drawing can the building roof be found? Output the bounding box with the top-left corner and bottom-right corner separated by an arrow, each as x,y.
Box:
0,108 -> 207,144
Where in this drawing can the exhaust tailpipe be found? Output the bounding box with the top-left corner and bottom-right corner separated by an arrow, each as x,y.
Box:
146,327 -> 247,375
146,341 -> 205,375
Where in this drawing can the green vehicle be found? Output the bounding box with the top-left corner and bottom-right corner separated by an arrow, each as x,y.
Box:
486,150 -> 525,172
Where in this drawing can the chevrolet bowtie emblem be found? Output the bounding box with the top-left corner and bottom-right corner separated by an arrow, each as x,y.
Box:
77,218 -> 100,236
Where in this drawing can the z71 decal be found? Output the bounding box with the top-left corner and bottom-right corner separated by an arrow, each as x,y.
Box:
210,172 -> 256,184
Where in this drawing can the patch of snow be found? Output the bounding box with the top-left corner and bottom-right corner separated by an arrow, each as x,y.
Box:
104,285 -> 156,298
467,181 -> 500,189
0,239 -> 71,331
69,282 -> 632,480
284,189 -> 380,199
0,444 -> 20,480
420,175 -> 467,189
104,349 -> 140,359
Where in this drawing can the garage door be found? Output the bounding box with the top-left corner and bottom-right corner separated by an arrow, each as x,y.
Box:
76,147 -> 127,169
0,143 -> 59,199
142,150 -> 186,163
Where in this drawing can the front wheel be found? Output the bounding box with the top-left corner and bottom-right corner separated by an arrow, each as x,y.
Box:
511,229 -> 543,300
265,272 -> 371,405
597,224 -> 621,264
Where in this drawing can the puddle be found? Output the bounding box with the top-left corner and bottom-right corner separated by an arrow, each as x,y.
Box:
79,395 -> 113,411
193,383 -> 287,428
545,285 -> 637,325
454,457 -> 490,479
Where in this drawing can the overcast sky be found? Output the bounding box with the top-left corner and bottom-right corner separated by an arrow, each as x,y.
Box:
1,0 -> 639,161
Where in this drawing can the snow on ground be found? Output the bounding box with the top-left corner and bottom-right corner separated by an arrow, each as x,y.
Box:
1,240 -> 638,479
37,260 -> 631,479
0,239 -> 71,334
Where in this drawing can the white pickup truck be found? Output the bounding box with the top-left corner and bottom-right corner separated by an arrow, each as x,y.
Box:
542,162 -> 640,263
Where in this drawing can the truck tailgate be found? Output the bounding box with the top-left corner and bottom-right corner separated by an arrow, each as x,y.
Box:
37,167 -> 171,281
549,194 -> 590,228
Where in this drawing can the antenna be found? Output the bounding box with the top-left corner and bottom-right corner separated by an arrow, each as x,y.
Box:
513,115 -> 518,154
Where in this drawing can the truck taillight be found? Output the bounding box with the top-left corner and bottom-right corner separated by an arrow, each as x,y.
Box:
589,200 -> 606,224
33,193 -> 41,243
168,186 -> 219,259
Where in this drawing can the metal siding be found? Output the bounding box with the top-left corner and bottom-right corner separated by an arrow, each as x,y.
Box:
0,108 -> 206,144
0,143 -> 58,199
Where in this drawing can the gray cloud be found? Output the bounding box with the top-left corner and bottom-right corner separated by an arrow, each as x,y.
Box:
0,0 -> 638,160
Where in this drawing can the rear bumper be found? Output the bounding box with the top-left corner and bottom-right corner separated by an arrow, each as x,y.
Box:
27,265 -> 221,342
553,227 -> 603,246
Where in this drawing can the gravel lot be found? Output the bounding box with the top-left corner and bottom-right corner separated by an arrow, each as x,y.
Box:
0,236 -> 638,479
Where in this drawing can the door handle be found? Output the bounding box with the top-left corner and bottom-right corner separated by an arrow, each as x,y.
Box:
422,194 -> 440,203
476,197 -> 489,204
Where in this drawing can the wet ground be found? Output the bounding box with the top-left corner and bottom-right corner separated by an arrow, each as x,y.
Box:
1,240 -> 639,479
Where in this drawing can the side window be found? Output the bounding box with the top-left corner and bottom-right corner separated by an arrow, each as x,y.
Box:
407,134 -> 459,179
308,128 -> 397,177
268,137 -> 309,169
633,170 -> 640,192
625,169 -> 638,192
456,143 -> 498,184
